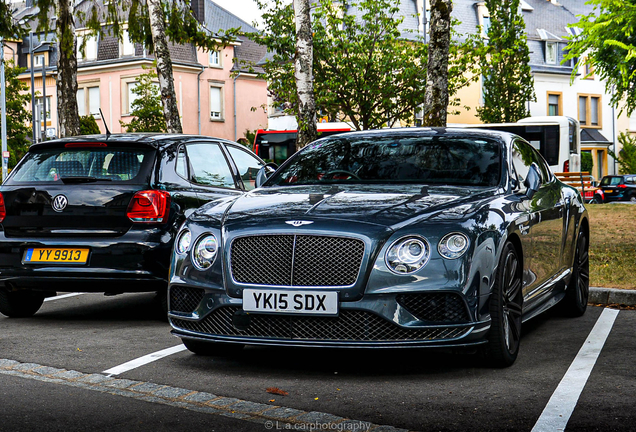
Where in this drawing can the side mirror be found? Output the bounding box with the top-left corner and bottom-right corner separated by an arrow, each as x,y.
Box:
524,163 -> 541,199
255,163 -> 278,188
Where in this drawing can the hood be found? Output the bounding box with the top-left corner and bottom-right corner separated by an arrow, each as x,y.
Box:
212,184 -> 494,230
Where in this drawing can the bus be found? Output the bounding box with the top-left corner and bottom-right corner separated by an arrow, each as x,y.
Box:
253,125 -> 352,165
459,116 -> 581,173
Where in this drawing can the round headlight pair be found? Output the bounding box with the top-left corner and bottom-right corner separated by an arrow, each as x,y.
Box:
385,232 -> 470,274
175,229 -> 218,270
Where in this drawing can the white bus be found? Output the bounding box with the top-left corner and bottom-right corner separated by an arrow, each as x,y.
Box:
457,116 -> 581,173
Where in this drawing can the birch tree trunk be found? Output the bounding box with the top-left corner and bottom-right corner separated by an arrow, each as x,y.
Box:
55,0 -> 80,137
422,0 -> 452,127
293,0 -> 317,150
147,0 -> 183,134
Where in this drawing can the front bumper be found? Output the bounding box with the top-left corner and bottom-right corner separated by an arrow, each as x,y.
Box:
168,285 -> 490,348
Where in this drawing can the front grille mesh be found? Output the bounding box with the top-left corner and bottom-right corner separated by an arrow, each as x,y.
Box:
169,286 -> 205,314
231,235 -> 365,287
397,293 -> 470,323
171,307 -> 468,341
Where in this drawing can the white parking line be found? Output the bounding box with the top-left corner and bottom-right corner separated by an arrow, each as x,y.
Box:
532,308 -> 619,432
102,345 -> 188,376
44,293 -> 85,302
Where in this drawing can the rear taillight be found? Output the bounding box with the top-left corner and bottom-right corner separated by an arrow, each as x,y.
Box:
0,192 -> 5,223
127,190 -> 171,223
617,184 -> 627,189
563,160 -> 569,172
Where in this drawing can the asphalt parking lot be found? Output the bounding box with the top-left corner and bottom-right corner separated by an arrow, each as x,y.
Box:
1,292 -> 635,432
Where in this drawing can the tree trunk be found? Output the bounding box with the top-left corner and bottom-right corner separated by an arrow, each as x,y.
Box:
55,0 -> 80,137
147,0 -> 183,134
422,0 -> 452,127
293,0 -> 317,150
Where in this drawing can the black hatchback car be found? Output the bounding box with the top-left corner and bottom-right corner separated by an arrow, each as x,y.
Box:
598,175 -> 636,203
0,134 -> 265,317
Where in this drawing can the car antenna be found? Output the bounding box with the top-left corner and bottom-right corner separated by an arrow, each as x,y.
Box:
99,108 -> 111,138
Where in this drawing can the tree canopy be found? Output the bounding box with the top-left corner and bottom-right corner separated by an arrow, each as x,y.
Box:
475,0 -> 535,123
565,0 -> 636,116
253,0 -> 477,131
0,62 -> 31,168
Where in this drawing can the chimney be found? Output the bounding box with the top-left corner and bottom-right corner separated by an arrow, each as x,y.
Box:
190,0 -> 205,24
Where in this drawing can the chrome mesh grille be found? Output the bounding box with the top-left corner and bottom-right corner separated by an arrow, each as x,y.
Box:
231,235 -> 365,287
396,293 -> 470,323
169,286 -> 205,314
171,307 -> 468,341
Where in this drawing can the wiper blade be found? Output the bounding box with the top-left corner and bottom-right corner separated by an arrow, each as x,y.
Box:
60,176 -> 112,183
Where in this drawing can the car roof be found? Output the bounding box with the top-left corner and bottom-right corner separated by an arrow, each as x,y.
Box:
28,133 -> 233,151
313,127 -> 516,143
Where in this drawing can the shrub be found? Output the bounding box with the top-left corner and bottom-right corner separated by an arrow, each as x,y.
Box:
79,115 -> 101,135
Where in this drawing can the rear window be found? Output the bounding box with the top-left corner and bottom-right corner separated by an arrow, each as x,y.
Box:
600,176 -> 623,186
8,147 -> 155,184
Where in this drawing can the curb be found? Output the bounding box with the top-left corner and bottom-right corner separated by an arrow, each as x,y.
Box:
589,287 -> 636,306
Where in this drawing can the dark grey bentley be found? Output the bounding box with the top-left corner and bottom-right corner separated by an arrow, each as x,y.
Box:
168,128 -> 589,367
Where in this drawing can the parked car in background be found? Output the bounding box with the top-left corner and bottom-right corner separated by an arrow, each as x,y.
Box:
598,175 -> 636,203
168,128 -> 589,367
0,134 -> 264,317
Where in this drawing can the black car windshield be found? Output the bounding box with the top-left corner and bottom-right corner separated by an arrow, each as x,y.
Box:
266,134 -> 502,187
9,147 -> 154,184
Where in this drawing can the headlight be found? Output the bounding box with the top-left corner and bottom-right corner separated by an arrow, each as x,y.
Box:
438,232 -> 470,259
192,234 -> 218,270
175,229 -> 191,254
385,235 -> 430,274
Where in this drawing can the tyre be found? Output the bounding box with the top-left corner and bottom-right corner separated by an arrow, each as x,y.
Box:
484,242 -> 523,368
560,230 -> 589,317
0,289 -> 45,318
182,338 -> 244,356
589,197 -> 602,204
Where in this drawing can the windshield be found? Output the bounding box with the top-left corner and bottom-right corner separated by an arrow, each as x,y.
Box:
600,176 -> 623,186
266,134 -> 502,187
9,147 -> 155,184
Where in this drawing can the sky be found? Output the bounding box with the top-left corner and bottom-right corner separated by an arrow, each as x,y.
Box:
213,0 -> 265,28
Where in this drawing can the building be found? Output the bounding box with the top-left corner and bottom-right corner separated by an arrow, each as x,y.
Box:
9,0 -> 268,142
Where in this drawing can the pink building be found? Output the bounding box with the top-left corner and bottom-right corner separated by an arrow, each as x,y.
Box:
13,0 -> 268,143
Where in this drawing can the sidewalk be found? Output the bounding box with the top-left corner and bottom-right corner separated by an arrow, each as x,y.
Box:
589,287 -> 636,306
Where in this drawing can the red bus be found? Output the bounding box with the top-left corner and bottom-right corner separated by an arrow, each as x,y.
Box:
253,126 -> 352,165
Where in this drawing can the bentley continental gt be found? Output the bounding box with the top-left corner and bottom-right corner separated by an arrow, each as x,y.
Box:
168,128 -> 590,367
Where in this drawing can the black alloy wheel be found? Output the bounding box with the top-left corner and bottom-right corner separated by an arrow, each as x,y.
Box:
484,242 -> 523,367
561,230 -> 590,317
0,288 -> 45,318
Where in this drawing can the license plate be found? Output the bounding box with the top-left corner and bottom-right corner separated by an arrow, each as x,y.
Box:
23,248 -> 89,264
243,289 -> 338,315
604,189 -> 614,193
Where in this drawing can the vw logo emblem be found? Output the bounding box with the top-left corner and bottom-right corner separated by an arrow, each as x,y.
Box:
52,194 -> 68,212
285,220 -> 314,227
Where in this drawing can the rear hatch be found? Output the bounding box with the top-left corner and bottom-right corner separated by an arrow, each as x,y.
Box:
600,176 -> 625,200
1,141 -> 157,237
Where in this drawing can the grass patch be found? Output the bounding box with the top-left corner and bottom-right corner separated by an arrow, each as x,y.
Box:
587,204 -> 636,289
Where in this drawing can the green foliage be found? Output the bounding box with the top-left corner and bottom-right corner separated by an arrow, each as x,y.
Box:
0,61 -> 31,168
474,0 -> 536,123
120,68 -> 166,133
242,129 -> 257,149
79,115 -> 101,135
565,0 -> 636,116
253,0 -> 478,130
581,151 -> 594,173
609,132 -> 636,175
0,1 -> 27,38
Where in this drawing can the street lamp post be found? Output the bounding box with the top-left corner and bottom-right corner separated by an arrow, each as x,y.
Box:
1,36 -> 8,182
29,34 -> 53,143
42,61 -> 46,141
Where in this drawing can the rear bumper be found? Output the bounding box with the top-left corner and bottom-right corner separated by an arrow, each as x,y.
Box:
0,229 -> 172,292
